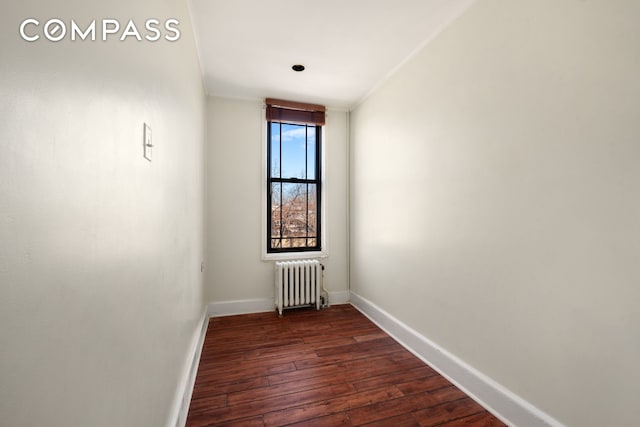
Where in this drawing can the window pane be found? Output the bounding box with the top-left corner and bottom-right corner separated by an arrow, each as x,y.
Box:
281,123 -> 306,179
281,182 -> 307,238
306,127 -> 316,180
270,123 -> 281,178
306,184 -> 317,237
290,238 -> 308,248
279,238 -> 309,248
280,238 -> 291,248
271,183 -> 281,238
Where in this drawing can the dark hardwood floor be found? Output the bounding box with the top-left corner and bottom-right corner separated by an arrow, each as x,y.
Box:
186,304 -> 506,427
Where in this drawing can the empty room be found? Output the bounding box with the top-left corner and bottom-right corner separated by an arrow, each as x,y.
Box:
1,1 -> 638,426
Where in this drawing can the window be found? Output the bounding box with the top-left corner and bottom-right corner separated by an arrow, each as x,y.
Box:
266,98 -> 324,253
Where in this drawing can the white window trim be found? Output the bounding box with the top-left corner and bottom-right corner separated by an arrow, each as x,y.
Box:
261,105 -> 328,261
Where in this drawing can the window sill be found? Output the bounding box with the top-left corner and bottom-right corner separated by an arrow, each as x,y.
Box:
262,251 -> 327,261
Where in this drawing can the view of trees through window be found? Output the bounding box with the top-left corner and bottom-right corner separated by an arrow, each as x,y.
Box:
268,122 -> 321,251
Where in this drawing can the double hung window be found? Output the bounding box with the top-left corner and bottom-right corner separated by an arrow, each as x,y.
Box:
266,99 -> 324,253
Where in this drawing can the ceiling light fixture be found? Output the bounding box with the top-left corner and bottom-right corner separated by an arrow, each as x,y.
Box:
292,64 -> 305,72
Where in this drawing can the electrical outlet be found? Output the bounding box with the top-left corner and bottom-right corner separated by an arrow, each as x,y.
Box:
143,123 -> 153,161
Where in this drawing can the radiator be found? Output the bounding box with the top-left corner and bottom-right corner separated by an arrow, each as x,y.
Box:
275,260 -> 322,316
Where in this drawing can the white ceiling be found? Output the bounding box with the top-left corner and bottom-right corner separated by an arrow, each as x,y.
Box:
189,0 -> 475,110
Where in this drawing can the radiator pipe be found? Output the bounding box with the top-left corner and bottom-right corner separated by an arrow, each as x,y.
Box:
320,263 -> 330,308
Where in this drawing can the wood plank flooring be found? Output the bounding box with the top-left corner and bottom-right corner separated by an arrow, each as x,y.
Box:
186,304 -> 506,427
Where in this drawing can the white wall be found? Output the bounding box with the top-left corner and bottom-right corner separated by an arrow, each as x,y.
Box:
0,1 -> 206,427
206,96 -> 349,310
349,1 -> 640,426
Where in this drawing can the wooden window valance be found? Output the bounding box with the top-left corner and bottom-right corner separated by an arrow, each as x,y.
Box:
266,98 -> 326,126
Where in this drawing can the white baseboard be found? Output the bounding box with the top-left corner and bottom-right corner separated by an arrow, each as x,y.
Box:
207,298 -> 275,317
168,306 -> 209,427
349,292 -> 566,427
207,292 -> 352,317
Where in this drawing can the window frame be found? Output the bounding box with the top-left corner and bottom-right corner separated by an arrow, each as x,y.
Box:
266,121 -> 322,254
261,104 -> 327,261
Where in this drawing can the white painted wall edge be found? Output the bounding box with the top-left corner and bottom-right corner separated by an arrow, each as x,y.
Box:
168,306 -> 210,427
349,292 -> 567,427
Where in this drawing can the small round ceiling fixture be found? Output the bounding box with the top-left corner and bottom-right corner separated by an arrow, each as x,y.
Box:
292,64 -> 305,72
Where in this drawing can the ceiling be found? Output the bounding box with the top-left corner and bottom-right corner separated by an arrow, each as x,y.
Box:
188,0 -> 476,110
